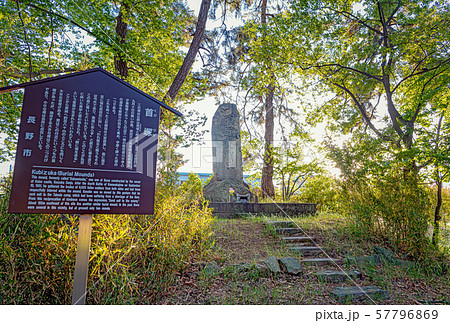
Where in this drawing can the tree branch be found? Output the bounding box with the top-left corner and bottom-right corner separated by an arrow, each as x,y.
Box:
377,1 -> 387,28
15,0 -> 32,80
393,58 -> 450,93
314,63 -> 382,81
5,68 -> 77,79
323,6 -> 382,35
386,0 -> 401,26
164,0 -> 212,104
410,68 -> 449,124
20,1 -> 113,48
291,176 -> 308,196
331,81 -> 389,141
435,112 -> 444,152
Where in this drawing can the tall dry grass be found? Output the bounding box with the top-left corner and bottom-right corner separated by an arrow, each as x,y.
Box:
0,173 -> 213,304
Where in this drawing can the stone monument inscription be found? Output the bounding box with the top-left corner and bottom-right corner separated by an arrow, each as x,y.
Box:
203,103 -> 252,202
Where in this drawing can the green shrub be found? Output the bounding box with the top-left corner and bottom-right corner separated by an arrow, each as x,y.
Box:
295,174 -> 339,211
179,173 -> 204,202
0,173 -> 213,304
339,166 -> 432,258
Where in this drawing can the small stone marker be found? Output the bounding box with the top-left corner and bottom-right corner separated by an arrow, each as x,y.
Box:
394,259 -> 416,269
262,256 -> 281,274
329,286 -> 389,304
202,262 -> 222,274
346,255 -> 381,266
230,262 -> 251,273
255,263 -> 270,276
316,270 -> 362,282
374,247 -> 394,259
278,257 -> 303,275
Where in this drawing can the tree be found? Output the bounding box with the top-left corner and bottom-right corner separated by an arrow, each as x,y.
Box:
272,0 -> 450,156
414,90 -> 450,246
0,0 -> 209,162
164,0 -> 211,104
273,135 -> 321,201
203,0 -> 296,198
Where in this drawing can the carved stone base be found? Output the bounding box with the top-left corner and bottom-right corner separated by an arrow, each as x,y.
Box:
203,176 -> 252,203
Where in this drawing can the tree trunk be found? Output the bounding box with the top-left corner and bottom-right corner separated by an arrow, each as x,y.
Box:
164,0 -> 211,104
432,177 -> 443,246
114,4 -> 129,79
261,83 -> 275,198
260,0 -> 275,198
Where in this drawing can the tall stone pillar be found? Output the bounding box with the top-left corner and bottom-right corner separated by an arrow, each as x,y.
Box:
203,103 -> 252,202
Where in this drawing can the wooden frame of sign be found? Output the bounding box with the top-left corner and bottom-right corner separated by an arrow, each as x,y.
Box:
0,68 -> 181,304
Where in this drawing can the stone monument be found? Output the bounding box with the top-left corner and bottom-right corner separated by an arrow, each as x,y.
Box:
203,103 -> 252,202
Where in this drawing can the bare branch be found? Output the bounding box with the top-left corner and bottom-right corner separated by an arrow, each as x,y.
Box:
290,176 -> 309,196
410,67 -> 449,124
5,68 -> 77,79
377,1 -> 387,28
164,0 -> 211,104
20,1 -> 113,48
48,16 -> 54,68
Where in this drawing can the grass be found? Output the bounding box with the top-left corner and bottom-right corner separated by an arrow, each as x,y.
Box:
156,212 -> 450,305
208,218 -> 292,265
0,174 -> 214,305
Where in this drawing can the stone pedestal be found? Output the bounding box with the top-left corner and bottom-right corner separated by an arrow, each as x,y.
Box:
203,103 -> 252,202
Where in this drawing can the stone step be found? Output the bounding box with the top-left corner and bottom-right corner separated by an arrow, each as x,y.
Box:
288,242 -> 316,248
275,228 -> 302,235
282,236 -> 315,244
302,258 -> 342,267
316,270 -> 362,282
329,286 -> 389,304
290,246 -> 325,256
265,221 -> 297,228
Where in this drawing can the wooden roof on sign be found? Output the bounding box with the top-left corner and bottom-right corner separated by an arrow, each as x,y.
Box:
0,67 -> 182,117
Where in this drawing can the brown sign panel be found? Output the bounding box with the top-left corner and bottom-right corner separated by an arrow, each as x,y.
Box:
6,69 -> 179,215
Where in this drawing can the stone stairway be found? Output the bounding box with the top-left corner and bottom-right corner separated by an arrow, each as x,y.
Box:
275,222 -> 341,267
265,220 -> 389,304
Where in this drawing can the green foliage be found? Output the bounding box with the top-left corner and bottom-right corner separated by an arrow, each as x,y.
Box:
296,174 -> 339,211
0,0 -> 204,160
324,129 -> 438,257
179,173 -> 204,202
271,0 -> 450,151
339,164 -> 432,258
0,173 -> 213,304
272,130 -> 322,201
441,188 -> 450,220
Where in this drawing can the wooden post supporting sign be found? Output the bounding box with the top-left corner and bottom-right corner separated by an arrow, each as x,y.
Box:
71,214 -> 93,305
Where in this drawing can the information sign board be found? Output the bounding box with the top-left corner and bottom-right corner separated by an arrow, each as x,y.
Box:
2,68 -> 181,214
